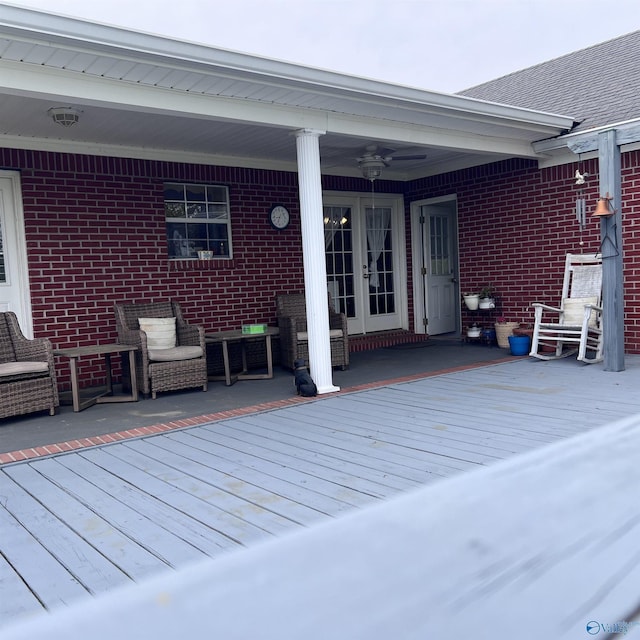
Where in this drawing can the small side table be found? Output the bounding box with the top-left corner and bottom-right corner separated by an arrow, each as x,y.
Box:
205,327 -> 278,386
54,344 -> 139,412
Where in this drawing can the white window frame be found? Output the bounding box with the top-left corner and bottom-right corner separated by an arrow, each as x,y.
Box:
164,182 -> 232,259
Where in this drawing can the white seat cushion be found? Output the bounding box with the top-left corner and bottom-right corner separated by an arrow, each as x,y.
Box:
0,361 -> 49,377
562,297 -> 599,327
296,329 -> 344,341
148,346 -> 203,362
139,317 -> 176,349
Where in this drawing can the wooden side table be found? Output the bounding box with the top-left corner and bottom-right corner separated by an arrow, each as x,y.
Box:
54,344 -> 139,412
205,327 -> 278,386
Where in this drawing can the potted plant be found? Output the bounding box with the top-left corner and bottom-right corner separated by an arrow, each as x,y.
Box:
494,316 -> 520,348
467,323 -> 481,338
479,285 -> 496,309
463,292 -> 480,310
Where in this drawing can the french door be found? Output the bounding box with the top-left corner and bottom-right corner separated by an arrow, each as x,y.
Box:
324,193 -> 406,335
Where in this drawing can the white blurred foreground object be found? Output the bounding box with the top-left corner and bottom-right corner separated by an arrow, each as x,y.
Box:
5,414 -> 640,640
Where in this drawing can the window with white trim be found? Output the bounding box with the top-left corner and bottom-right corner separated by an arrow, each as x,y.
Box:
164,182 -> 231,259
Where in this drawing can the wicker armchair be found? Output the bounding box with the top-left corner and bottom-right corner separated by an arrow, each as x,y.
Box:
0,311 -> 59,419
114,300 -> 207,399
276,293 -> 349,370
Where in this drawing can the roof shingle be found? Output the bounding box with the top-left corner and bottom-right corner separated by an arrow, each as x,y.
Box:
458,31 -> 640,133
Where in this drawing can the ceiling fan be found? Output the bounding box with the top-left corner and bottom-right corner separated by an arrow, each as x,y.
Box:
357,144 -> 427,181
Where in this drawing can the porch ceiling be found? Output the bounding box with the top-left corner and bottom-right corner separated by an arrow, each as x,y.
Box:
0,5 -> 576,180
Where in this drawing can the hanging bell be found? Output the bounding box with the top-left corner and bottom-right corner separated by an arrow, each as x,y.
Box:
592,194 -> 614,217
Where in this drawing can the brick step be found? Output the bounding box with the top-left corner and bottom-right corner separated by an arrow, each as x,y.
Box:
348,330 -> 428,352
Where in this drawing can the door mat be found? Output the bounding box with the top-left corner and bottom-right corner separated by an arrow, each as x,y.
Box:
385,338 -> 462,350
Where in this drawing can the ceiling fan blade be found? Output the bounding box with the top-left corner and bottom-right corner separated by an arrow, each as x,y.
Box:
391,154 -> 427,161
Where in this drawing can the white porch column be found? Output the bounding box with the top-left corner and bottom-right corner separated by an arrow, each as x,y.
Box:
295,128 -> 339,394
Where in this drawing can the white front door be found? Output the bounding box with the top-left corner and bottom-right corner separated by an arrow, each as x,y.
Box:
324,192 -> 407,335
0,172 -> 32,336
411,197 -> 459,335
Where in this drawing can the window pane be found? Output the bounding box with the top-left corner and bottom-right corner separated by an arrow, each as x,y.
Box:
207,204 -> 229,220
185,184 -> 206,201
207,186 -> 227,202
165,202 -> 186,218
164,182 -> 231,259
186,203 -> 207,219
164,183 -> 184,200
167,223 -> 192,257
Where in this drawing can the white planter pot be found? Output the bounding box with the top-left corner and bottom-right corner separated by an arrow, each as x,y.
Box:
467,326 -> 481,338
479,297 -> 496,309
463,294 -> 479,311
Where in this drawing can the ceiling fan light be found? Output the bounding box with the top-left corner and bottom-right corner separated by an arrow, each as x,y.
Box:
48,107 -> 80,127
361,165 -> 382,181
359,159 -> 385,181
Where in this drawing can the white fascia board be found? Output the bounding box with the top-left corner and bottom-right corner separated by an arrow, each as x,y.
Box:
327,114 -> 541,158
0,5 -> 574,135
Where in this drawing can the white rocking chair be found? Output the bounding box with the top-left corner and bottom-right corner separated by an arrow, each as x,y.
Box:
530,253 -> 603,364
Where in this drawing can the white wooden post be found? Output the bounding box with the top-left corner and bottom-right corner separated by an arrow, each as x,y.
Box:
295,128 -> 339,394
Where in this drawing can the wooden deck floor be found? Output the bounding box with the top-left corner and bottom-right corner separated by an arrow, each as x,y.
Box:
3,356 -> 640,628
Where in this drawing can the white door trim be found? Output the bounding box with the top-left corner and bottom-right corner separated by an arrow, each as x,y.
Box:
0,170 -> 33,336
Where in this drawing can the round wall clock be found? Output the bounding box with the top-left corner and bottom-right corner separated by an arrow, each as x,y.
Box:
269,204 -> 290,230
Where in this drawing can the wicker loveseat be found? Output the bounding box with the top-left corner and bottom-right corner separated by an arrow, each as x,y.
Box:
114,300 -> 207,399
276,293 -> 349,370
0,311 -> 59,419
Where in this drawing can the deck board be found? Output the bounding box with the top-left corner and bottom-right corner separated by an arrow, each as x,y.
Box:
185,424 -> 404,500
0,484 -> 89,610
119,439 -> 325,526
3,357 -> 640,628
207,420 -> 420,491
58,452 -> 265,548
0,473 -> 130,599
256,407 -> 477,475
84,445 -> 301,536
310,398 -> 534,456
0,552 -> 43,618
158,430 -> 371,509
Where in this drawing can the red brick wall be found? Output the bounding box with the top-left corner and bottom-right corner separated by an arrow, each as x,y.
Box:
406,154 -> 640,352
3,146 -> 639,388
3,149 -> 404,386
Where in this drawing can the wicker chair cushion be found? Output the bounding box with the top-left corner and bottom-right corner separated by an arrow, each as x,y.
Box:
139,317 -> 176,349
296,329 -> 344,340
0,361 -> 49,377
148,346 -> 203,362
562,297 -> 598,327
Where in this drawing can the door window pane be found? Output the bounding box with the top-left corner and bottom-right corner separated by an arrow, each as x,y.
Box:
324,206 -> 355,317
366,206 -> 395,315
